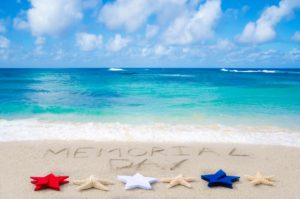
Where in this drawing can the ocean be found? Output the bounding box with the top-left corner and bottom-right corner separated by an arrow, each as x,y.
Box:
0,68 -> 300,145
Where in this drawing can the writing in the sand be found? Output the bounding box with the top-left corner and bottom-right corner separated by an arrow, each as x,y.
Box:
43,146 -> 250,170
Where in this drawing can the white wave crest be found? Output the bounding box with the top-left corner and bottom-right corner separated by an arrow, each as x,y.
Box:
221,68 -> 276,73
159,74 -> 194,77
108,68 -> 124,71
0,119 -> 299,147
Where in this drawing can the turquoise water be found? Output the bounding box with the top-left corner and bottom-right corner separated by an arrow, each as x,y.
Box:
0,68 -> 300,131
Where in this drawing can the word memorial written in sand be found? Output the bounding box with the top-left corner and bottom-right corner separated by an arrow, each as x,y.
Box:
43,146 -> 250,171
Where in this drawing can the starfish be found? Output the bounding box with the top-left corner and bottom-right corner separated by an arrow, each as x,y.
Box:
201,169 -> 240,189
30,173 -> 69,191
245,172 -> 274,186
161,174 -> 196,188
72,175 -> 114,191
118,173 -> 158,190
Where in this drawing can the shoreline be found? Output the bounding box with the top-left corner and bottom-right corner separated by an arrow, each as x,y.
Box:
1,140 -> 299,198
1,119 -> 300,147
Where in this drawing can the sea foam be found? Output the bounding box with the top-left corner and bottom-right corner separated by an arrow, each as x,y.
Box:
108,68 -> 124,71
221,68 -> 276,73
158,74 -> 194,77
0,119 -> 299,147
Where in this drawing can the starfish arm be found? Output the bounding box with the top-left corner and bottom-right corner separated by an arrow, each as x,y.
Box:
139,183 -> 152,190
31,177 -> 48,185
124,182 -> 149,190
145,177 -> 158,183
208,181 -> 233,188
210,176 -> 239,189
167,180 -> 180,188
180,179 -> 192,188
117,176 -> 129,183
94,182 -> 110,191
245,175 -> 256,181
98,179 -> 114,185
229,176 -> 240,182
77,181 -> 93,191
34,184 -> 43,191
58,176 -> 69,184
201,174 -> 214,181
251,179 -> 261,185
160,178 -> 173,183
201,170 -> 226,181
72,180 -> 87,185
265,176 -> 274,180
185,177 -> 196,182
261,179 -> 274,186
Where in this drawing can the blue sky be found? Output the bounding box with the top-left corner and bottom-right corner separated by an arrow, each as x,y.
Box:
0,0 -> 300,68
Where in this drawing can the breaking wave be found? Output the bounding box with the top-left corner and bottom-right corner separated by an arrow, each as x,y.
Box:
108,68 -> 124,71
158,74 -> 195,77
221,68 -> 276,73
0,119 -> 299,147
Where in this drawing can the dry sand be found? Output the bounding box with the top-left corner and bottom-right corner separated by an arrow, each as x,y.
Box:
0,141 -> 299,199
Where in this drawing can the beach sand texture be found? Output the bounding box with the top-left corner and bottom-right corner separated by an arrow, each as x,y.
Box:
0,141 -> 299,199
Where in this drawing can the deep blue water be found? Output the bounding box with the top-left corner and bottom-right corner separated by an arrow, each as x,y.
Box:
0,68 -> 300,130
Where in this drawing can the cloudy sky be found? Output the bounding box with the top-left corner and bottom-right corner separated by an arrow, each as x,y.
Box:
0,0 -> 300,68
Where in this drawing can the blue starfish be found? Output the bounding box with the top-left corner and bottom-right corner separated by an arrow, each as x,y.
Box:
201,169 -> 240,188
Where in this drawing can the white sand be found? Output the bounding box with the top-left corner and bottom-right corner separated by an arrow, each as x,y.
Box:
0,141 -> 300,198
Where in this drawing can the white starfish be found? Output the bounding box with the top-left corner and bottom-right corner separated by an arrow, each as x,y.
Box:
72,175 -> 114,191
118,173 -> 158,190
245,172 -> 275,186
161,174 -> 196,188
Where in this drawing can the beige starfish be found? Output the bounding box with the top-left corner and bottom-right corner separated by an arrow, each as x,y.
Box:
72,175 -> 114,191
245,172 -> 275,186
160,174 -> 196,188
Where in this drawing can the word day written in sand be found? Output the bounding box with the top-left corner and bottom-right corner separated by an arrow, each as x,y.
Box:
43,146 -> 250,171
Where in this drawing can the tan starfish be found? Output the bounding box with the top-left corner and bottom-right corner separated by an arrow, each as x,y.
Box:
160,174 -> 196,188
72,175 -> 114,191
245,172 -> 275,186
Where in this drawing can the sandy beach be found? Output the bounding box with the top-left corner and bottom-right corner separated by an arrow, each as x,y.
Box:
0,141 -> 299,199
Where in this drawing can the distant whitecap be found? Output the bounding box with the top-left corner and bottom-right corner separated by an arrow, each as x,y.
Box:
221,68 -> 277,73
109,68 -> 124,71
158,74 -> 194,77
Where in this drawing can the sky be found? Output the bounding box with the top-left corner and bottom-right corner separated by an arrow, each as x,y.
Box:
0,0 -> 300,68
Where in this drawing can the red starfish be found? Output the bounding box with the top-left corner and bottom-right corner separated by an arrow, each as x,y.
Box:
30,173 -> 69,191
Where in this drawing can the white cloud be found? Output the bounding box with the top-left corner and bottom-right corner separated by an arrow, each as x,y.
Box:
27,0 -> 82,36
0,21 -> 6,33
288,48 -> 300,59
99,0 -> 186,32
107,34 -> 130,51
163,0 -> 221,45
238,0 -> 300,44
292,31 -> 300,42
13,11 -> 30,30
145,24 -> 159,39
99,0 -> 153,32
0,36 -> 10,60
54,48 -> 64,60
210,39 -> 235,50
33,37 -> 46,55
35,36 -> 46,45
141,45 -> 172,57
154,45 -> 171,56
82,0 -> 100,9
13,17 -> 29,30
0,36 -> 10,49
141,47 -> 150,57
76,32 -> 103,51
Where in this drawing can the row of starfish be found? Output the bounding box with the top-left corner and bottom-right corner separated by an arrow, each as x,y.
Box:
31,170 -> 274,191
